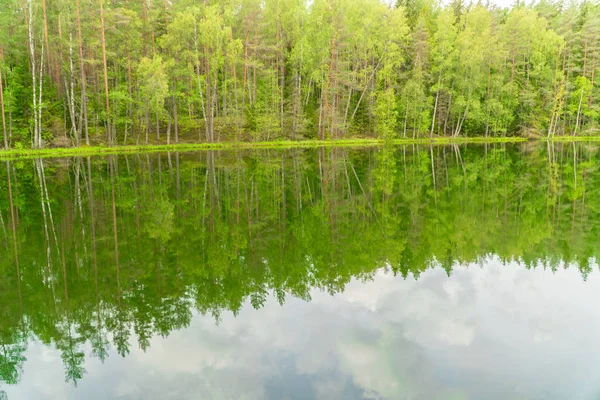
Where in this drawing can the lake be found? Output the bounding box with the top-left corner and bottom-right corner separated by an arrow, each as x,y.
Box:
1,143 -> 600,399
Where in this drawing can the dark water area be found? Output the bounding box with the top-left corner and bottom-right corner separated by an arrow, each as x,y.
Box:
1,143 -> 600,399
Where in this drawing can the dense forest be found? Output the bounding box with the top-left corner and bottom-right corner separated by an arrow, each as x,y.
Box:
0,143 -> 599,386
1,0 -> 600,148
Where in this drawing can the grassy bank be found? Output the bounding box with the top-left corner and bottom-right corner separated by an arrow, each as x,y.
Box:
0,135 -> 545,160
546,135 -> 600,142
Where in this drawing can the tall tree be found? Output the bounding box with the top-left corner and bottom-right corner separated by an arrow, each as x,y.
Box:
99,0 -> 111,144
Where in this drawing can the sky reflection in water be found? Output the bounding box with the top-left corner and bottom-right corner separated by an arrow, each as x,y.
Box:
7,257 -> 600,400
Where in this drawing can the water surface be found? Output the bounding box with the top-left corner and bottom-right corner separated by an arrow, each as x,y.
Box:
1,143 -> 599,399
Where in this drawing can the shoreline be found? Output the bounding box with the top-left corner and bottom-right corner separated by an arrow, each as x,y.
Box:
0,135 -> 595,160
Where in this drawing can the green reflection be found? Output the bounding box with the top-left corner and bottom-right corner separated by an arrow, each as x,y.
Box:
0,143 -> 598,387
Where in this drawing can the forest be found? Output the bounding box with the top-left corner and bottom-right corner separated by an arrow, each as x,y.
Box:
1,0 -> 600,149
0,143 -> 598,386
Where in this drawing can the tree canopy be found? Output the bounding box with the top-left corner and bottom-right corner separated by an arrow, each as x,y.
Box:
2,0 -> 600,148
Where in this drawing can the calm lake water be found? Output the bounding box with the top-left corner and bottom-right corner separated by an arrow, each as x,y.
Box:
1,143 -> 600,399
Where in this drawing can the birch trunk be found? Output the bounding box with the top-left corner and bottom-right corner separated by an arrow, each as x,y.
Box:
75,0 -> 89,144
100,0 -> 111,144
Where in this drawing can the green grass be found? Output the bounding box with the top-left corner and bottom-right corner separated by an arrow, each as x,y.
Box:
546,135 -> 600,142
0,135 -> 570,160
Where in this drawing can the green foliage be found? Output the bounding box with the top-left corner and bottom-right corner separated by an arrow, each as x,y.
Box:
5,0 -> 600,146
138,55 -> 169,119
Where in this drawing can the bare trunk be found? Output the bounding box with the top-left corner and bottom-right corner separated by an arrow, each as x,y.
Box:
38,39 -> 44,147
76,0 -> 89,145
173,94 -> 179,143
167,113 -> 171,144
574,87 -> 584,135
156,111 -> 160,140
41,0 -> 51,78
27,0 -> 40,148
100,0 -> 111,144
67,32 -> 79,145
0,69 -> 7,149
350,57 -> 382,124
194,24 -> 208,141
241,28 -> 249,133
430,73 -> 441,138
205,50 -> 213,142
